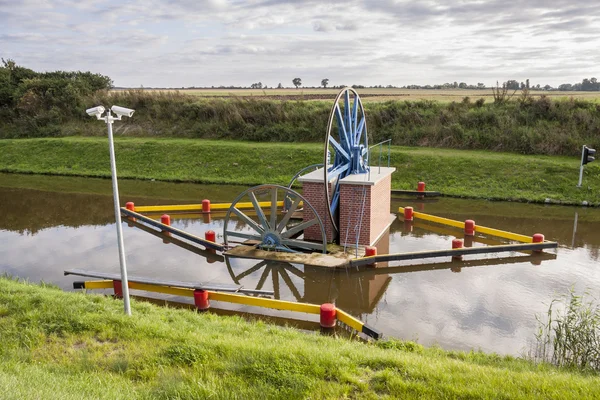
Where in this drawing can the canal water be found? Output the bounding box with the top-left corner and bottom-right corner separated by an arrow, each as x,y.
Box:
1,172 -> 599,356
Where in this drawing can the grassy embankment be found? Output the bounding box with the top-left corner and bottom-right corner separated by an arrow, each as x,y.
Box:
1,137 -> 598,205
1,277 -> 599,399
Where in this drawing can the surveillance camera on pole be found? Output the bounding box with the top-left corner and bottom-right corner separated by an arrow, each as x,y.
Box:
577,145 -> 596,187
86,105 -> 135,315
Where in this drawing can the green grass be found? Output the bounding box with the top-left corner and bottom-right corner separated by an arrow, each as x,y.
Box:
1,277 -> 599,399
0,137 -> 598,205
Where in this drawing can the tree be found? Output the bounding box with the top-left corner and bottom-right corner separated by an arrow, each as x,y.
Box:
477,82 -> 485,89
292,78 -> 302,89
505,80 -> 519,90
277,83 -> 283,89
458,82 -> 467,89
321,78 -> 329,88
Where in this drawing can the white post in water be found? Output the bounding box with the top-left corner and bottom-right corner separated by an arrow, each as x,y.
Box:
86,105 -> 136,315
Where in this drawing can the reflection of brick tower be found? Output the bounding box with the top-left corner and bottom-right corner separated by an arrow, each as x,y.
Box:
299,167 -> 395,246
302,265 -> 392,316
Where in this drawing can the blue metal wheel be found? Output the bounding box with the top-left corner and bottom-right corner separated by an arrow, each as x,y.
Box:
224,184 -> 327,253
324,88 -> 369,239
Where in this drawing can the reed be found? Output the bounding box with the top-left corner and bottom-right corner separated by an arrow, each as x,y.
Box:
533,289 -> 600,372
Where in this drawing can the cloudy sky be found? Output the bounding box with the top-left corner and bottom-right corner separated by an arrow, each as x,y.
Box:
1,0 -> 599,88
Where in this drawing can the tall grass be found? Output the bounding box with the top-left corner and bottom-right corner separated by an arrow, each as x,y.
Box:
533,289 -> 600,372
2,89 -> 599,156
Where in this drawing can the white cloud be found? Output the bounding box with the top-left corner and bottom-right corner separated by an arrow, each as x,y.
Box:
0,0 -> 599,87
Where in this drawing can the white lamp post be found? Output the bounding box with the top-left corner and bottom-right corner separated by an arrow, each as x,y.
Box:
86,105 -> 135,315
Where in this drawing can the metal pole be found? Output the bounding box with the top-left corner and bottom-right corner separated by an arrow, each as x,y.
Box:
577,145 -> 585,187
106,110 -> 132,315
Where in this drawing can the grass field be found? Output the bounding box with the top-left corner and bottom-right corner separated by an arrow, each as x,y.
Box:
1,277 -> 599,399
0,137 -> 598,205
129,88 -> 600,103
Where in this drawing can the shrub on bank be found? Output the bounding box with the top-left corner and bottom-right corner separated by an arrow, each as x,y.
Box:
1,63 -> 599,155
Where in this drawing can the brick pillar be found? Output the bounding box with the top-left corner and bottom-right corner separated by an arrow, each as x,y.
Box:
302,181 -> 335,243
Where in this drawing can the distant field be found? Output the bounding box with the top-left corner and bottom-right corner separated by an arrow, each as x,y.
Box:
131,88 -> 600,103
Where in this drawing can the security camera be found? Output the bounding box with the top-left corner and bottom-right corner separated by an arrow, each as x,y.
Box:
86,105 -> 105,118
111,105 -> 135,118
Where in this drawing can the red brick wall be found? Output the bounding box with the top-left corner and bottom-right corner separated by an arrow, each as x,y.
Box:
339,184 -> 372,246
302,181 -> 335,242
369,174 -> 392,245
339,174 -> 392,246
303,174 -> 392,246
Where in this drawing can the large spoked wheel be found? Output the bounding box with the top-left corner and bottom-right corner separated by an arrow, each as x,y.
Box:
223,184 -> 327,253
324,87 -> 369,238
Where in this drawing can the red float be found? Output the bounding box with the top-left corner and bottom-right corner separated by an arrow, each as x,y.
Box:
193,289 -> 210,310
320,303 -> 336,328
532,233 -> 545,253
205,230 -> 216,242
404,206 -> 414,221
113,280 -> 123,298
202,199 -> 211,213
464,220 -> 475,236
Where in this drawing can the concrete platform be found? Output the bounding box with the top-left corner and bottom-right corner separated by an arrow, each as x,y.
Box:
225,242 -> 367,268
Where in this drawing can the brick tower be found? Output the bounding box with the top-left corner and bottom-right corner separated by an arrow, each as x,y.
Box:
298,167 -> 395,247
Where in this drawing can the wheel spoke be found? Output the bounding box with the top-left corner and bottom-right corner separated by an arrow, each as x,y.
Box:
248,191 -> 270,230
281,219 -> 318,238
278,268 -> 302,301
234,260 -> 268,281
356,116 -> 365,144
329,136 -> 350,161
282,264 -> 305,279
256,266 -> 271,290
270,187 -> 278,230
334,105 -> 349,150
327,163 -> 349,181
232,207 -> 264,235
272,269 -> 279,298
281,238 -> 325,251
225,230 -> 261,241
277,195 -> 301,232
352,96 -> 359,143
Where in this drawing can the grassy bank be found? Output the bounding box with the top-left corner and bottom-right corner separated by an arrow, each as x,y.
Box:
1,278 -> 598,399
2,88 -> 599,156
1,137 -> 599,205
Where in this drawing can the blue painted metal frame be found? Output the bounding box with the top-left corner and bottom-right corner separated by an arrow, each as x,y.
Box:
324,88 -> 369,238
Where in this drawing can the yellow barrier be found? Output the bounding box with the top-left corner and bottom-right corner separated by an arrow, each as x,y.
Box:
78,279 -> 379,338
398,207 -> 533,243
134,201 -> 285,213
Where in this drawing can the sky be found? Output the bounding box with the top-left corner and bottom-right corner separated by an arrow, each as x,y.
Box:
1,0 -> 599,88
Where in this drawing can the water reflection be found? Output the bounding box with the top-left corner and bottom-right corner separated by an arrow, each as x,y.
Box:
1,174 -> 600,356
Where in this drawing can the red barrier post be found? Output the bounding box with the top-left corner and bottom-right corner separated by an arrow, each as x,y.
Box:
320,303 -> 336,328
113,280 -> 123,298
417,182 -> 425,199
205,230 -> 216,242
404,206 -> 414,221
193,289 -> 210,310
532,233 -> 545,253
452,238 -> 463,260
464,220 -> 475,236
202,199 -> 211,214
365,246 -> 377,267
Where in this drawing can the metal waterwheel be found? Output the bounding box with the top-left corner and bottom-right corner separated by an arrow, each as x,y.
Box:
223,184 -> 327,253
324,87 -> 369,238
